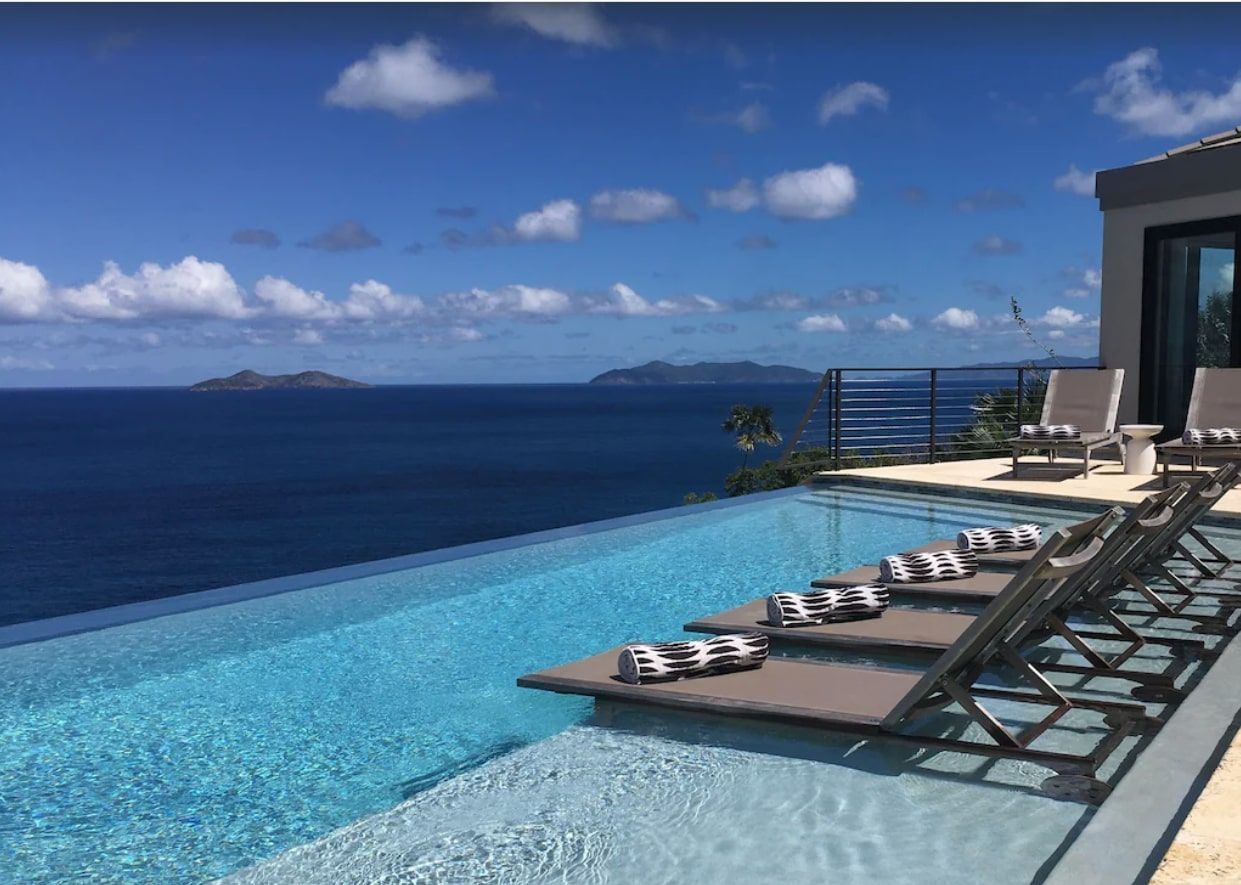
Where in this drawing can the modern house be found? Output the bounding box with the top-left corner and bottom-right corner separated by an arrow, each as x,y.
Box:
1097,127 -> 1241,435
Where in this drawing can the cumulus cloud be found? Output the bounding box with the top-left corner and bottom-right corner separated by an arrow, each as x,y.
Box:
589,189 -> 689,223
510,199 -> 582,242
254,276 -> 425,322
956,188 -> 1024,212
736,234 -> 777,250
817,81 -> 889,125
491,3 -> 618,47
1062,267 -> 1102,298
293,328 -> 324,346
1088,47 -> 1241,137
587,283 -> 723,317
440,284 -> 573,319
797,313 -> 848,333
763,162 -> 857,220
738,290 -> 811,311
299,220 -> 381,252
698,101 -> 771,133
827,286 -> 892,308
932,307 -> 980,331
0,258 -> 55,322
58,257 -> 252,321
1054,165 -> 1097,197
973,234 -> 1022,256
230,228 -> 281,249
874,313 -> 913,333
1038,306 -> 1094,328
325,36 -> 494,119
706,178 -> 759,213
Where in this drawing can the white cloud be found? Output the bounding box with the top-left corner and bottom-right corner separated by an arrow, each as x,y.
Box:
817,81 -> 889,125
254,276 -> 339,320
588,283 -> 723,317
797,313 -> 848,333
700,102 -> 771,133
293,328 -> 324,345
1054,164 -> 1096,197
511,199 -> 582,242
341,280 -> 425,321
1090,47 -> 1241,137
440,284 -> 573,319
589,189 -> 687,223
448,326 -> 485,342
491,3 -> 617,47
932,307 -> 980,331
0,354 -> 54,370
706,178 -> 759,212
763,162 -> 857,220
325,36 -> 494,119
1039,306 -> 1090,327
1062,267 -> 1102,299
973,234 -> 1022,256
874,312 -> 913,333
1220,262 -> 1234,290
58,257 -> 252,321
0,258 -> 55,322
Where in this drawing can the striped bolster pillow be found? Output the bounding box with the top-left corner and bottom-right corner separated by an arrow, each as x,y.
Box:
957,523 -> 1041,553
766,584 -> 889,628
1020,424 -> 1081,440
1183,428 -> 1241,446
617,632 -> 768,685
879,549 -> 978,584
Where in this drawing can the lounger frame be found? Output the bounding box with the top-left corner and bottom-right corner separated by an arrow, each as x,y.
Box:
1009,369 -> 1126,480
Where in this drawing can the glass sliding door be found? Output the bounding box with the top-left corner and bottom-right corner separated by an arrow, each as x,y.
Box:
1140,216 -> 1241,435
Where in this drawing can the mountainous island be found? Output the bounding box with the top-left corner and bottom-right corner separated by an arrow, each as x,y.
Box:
189,370 -> 372,391
589,360 -> 820,385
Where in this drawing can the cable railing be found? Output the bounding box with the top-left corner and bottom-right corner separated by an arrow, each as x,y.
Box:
779,365 -> 1105,471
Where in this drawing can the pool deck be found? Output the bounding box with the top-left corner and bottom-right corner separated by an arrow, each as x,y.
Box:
821,456 -> 1241,517
821,456 -> 1241,883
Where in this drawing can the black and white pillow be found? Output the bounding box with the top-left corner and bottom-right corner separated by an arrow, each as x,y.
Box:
956,523 -> 1041,553
617,632 -> 769,685
766,584 -> 889,628
879,549 -> 979,584
1020,424 -> 1081,440
1183,428 -> 1241,446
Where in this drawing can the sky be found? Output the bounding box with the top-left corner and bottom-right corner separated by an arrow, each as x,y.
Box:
2,2 -> 1241,386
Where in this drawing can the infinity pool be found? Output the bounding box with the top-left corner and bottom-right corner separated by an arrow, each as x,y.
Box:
0,486 -> 1199,882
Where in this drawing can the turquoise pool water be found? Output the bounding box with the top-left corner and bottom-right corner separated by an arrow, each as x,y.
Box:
0,487 -> 1192,883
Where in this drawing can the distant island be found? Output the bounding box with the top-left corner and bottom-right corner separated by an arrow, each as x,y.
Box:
189,370 -> 372,391
589,360 -> 819,385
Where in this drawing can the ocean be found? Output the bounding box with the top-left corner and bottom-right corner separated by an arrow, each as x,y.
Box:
0,384 -> 820,626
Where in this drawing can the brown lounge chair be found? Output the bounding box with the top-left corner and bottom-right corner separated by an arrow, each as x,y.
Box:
1159,368 -> 1241,487
1010,368 -> 1125,479
689,490 -> 1200,701
811,464 -> 1240,628
519,524 -> 1152,784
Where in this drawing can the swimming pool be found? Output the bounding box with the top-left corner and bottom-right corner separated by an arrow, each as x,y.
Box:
0,486 -> 1220,882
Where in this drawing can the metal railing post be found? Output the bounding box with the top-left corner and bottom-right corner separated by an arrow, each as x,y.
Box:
833,369 -> 843,471
1015,368 -> 1025,438
928,368 -> 938,464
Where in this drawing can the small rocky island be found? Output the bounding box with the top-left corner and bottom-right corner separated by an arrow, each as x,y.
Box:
589,360 -> 819,385
189,370 -> 372,391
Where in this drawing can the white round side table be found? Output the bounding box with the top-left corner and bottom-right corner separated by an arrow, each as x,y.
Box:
1121,424 -> 1163,475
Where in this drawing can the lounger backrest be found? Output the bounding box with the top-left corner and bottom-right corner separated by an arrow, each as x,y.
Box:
1018,488 -> 1183,641
881,506 -> 1122,730
1137,461 -> 1240,565
1185,368 -> 1241,430
1040,368 -> 1125,432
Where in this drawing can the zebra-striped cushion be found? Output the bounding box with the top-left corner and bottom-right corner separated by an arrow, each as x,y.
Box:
617,633 -> 768,685
1020,424 -> 1081,441
879,550 -> 978,584
956,523 -> 1041,553
1183,428 -> 1241,446
766,585 -> 889,627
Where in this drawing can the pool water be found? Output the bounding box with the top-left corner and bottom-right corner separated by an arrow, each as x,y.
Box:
0,487 -> 1206,882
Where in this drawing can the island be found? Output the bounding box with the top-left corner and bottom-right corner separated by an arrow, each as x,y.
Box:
189,370 -> 372,391
589,360 -> 819,385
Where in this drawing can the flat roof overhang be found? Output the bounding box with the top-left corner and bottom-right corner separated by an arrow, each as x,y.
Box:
1096,137 -> 1241,211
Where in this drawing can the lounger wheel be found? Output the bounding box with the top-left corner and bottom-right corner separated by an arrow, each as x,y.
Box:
1040,774 -> 1112,806
1104,710 -> 1164,734
1129,684 -> 1186,704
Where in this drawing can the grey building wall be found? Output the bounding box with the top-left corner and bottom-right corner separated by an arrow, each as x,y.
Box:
1099,187 -> 1241,423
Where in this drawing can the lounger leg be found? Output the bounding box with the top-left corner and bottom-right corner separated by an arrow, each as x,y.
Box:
1117,439 -> 1126,468
1012,448 -> 1019,479
1082,447 -> 1091,479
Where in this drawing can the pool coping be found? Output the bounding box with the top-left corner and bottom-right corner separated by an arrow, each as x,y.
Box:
0,485 -> 806,650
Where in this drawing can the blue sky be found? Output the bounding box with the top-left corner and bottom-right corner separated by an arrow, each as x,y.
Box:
2,3 -> 1241,386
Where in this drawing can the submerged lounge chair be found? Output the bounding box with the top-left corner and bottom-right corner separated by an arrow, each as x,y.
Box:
1158,368 -> 1241,487
690,489 -> 1202,701
520,524 -> 1151,783
1010,369 -> 1125,479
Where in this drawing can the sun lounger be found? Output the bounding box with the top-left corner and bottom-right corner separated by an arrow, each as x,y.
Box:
1009,369 -> 1125,479
1158,368 -> 1241,486
691,489 -> 1201,700
521,524 -> 1152,783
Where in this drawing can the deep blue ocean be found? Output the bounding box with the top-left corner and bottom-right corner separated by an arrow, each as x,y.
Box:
0,384 -> 820,626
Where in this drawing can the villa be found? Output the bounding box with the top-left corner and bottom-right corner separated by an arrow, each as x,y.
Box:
3,135 -> 1241,885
